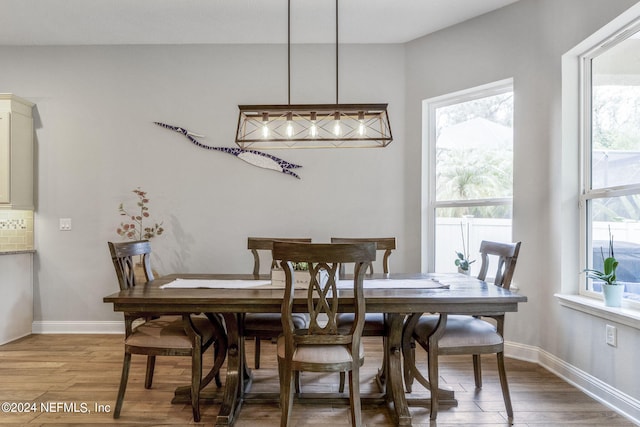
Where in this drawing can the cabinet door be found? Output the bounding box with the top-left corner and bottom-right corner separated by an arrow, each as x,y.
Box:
0,253 -> 33,344
0,112 -> 10,204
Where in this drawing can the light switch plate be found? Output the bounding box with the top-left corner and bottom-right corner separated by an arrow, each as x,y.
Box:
59,218 -> 72,231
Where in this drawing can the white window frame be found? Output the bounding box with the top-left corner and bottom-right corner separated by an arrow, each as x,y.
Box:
421,79 -> 514,272
579,18 -> 640,309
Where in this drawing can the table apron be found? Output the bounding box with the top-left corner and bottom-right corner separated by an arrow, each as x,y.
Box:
110,301 -> 521,314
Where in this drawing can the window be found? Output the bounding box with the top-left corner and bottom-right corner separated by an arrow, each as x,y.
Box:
581,22 -> 640,306
423,80 -> 514,274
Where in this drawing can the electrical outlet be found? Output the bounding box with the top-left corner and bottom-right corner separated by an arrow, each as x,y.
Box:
606,324 -> 617,347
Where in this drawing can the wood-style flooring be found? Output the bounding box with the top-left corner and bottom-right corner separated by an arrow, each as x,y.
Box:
0,334 -> 635,426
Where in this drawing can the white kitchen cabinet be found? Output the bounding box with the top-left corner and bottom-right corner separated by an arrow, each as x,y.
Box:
0,252 -> 33,344
0,94 -> 34,210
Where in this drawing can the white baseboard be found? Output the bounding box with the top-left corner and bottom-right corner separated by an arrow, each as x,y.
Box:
506,341 -> 640,425
0,332 -> 32,346
31,321 -> 123,334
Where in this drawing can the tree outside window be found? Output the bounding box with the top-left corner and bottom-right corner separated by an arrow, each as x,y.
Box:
424,81 -> 514,274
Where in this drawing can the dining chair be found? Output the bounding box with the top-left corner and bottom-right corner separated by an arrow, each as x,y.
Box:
273,241 -> 376,427
108,240 -> 227,422
403,240 -> 521,420
244,237 -> 311,369
332,237 -> 396,392
331,237 -> 395,277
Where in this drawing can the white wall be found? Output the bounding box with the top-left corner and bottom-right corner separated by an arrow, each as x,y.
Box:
404,0 -> 640,416
0,43 -> 405,323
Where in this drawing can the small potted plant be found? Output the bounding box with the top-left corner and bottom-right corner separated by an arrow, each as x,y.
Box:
454,221 -> 475,275
455,251 -> 475,275
292,262 -> 309,271
584,227 -> 624,307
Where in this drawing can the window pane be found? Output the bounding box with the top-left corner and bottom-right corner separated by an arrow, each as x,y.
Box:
435,93 -> 513,201
588,197 -> 640,301
591,34 -> 640,189
427,82 -> 514,274
435,207 -> 513,275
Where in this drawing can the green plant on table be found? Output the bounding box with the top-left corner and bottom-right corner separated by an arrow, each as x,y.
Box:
455,251 -> 475,272
292,262 -> 309,271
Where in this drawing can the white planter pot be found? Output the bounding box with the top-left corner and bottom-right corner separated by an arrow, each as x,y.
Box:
602,283 -> 624,307
271,268 -> 333,288
271,268 -> 311,287
457,267 -> 471,276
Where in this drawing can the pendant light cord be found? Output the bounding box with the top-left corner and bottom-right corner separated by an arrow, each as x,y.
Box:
288,0 -> 291,106
287,0 -> 339,106
335,0 -> 339,105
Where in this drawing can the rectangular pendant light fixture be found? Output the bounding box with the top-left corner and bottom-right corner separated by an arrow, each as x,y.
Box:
235,103 -> 392,149
234,0 -> 392,150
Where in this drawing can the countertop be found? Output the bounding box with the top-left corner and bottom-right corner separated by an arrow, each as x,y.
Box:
0,249 -> 36,255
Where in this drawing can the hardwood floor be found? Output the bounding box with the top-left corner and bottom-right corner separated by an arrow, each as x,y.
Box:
0,334 -> 634,426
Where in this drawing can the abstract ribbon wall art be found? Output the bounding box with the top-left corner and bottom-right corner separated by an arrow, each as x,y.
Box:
155,122 -> 303,179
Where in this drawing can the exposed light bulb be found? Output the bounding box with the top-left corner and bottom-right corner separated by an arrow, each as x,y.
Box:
358,122 -> 366,136
333,112 -> 342,136
357,111 -> 366,136
286,112 -> 294,138
309,112 -> 318,138
261,112 -> 269,138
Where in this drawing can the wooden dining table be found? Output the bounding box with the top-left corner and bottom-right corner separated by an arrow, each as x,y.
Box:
103,272 -> 527,426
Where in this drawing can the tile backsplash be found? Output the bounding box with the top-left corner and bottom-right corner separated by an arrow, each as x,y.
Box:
0,210 -> 34,251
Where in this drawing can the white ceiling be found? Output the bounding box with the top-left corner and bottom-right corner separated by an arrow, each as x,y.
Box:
0,0 -> 519,46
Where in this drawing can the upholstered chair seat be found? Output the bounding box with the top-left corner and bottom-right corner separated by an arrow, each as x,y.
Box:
277,336 -> 365,365
124,316 -> 217,350
337,313 -> 385,334
413,315 -> 503,350
244,313 -> 307,333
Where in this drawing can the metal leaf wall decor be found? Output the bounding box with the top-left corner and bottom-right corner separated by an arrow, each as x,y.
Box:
155,122 -> 302,179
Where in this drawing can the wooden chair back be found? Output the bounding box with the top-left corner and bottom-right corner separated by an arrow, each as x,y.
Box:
476,240 -> 521,289
247,237 -> 312,275
274,242 -> 376,349
108,240 -> 153,290
330,237 -> 396,276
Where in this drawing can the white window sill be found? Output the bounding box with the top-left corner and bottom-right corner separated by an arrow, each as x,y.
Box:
555,294 -> 640,330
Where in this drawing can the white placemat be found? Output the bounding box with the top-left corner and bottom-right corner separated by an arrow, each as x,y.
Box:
160,278 -> 448,290
337,278 -> 448,289
160,279 -> 272,289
